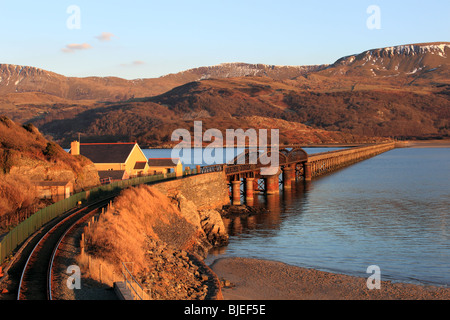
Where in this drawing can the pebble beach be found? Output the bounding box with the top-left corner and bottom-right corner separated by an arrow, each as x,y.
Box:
210,257 -> 450,300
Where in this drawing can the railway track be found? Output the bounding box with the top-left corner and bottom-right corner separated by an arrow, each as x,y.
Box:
16,198 -> 112,300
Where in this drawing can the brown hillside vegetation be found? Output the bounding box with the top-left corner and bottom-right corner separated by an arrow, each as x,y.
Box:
85,186 -> 208,266
6,72 -> 449,146
0,42 -> 449,145
319,42 -> 450,81
30,77 -> 390,147
83,185 -> 219,299
34,102 -> 378,147
0,63 -> 323,103
0,116 -> 99,231
0,116 -> 86,174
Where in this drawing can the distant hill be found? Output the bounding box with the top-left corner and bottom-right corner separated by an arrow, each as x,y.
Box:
161,62 -> 326,82
322,42 -> 450,78
31,77 -> 392,147
0,42 -> 449,145
0,63 -> 326,103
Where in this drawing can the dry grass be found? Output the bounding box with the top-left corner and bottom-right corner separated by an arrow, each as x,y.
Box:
0,116 -> 99,230
82,185 -> 198,278
0,173 -> 37,212
0,116 -> 90,175
77,253 -> 121,288
0,173 -> 38,232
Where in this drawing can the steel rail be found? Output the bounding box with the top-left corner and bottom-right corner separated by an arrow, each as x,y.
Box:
16,197 -> 113,300
16,207 -> 85,300
47,206 -> 102,300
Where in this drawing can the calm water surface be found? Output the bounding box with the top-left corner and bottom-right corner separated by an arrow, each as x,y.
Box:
145,147 -> 450,287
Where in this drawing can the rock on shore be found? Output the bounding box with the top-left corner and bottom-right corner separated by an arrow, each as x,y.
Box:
174,193 -> 229,253
139,239 -> 217,300
198,209 -> 229,247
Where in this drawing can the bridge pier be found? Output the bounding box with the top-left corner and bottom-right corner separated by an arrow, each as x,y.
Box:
303,162 -> 312,181
244,177 -> 255,205
264,174 -> 280,195
282,164 -> 297,189
282,166 -> 295,189
231,180 -> 241,205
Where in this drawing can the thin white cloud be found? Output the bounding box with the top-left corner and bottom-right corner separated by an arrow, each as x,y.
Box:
62,43 -> 92,53
120,60 -> 146,67
96,32 -> 116,42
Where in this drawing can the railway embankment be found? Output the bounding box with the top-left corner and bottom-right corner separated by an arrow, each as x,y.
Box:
56,172 -> 230,300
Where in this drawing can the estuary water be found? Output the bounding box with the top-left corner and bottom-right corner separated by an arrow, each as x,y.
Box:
144,147 -> 450,287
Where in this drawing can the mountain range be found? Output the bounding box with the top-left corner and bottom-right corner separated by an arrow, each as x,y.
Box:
0,63 -> 326,103
0,42 -> 449,147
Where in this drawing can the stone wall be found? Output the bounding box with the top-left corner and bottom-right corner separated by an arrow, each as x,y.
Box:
153,171 -> 230,210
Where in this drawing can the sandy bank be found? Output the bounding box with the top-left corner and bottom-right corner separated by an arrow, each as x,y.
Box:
401,139 -> 450,148
210,257 -> 450,300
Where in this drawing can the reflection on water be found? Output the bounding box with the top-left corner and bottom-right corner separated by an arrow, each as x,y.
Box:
143,147 -> 449,286
207,148 -> 450,287
220,182 -> 313,239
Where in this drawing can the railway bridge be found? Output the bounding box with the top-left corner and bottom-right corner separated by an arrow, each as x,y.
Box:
201,142 -> 396,205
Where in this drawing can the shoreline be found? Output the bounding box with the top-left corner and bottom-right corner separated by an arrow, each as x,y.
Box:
210,257 -> 450,300
401,139 -> 450,148
140,139 -> 450,150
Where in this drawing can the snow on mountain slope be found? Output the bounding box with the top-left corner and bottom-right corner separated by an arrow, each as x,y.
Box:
323,42 -> 450,77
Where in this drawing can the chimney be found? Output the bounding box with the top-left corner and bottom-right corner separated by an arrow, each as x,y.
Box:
71,141 -> 80,156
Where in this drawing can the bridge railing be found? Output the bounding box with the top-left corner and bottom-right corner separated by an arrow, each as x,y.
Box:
308,142 -> 395,161
307,142 -> 395,177
202,152 -> 311,177
200,164 -> 225,174
225,163 -> 258,175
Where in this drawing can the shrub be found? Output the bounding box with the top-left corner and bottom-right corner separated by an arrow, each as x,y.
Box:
0,173 -> 37,217
23,123 -> 38,133
0,149 -> 14,174
43,142 -> 60,157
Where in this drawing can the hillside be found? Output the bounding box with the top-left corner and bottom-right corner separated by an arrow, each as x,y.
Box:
0,116 -> 99,231
161,63 -> 326,82
0,63 -> 324,104
82,185 -> 225,299
0,42 -> 449,145
148,76 -> 448,140
31,82 -> 379,148
321,42 -> 450,79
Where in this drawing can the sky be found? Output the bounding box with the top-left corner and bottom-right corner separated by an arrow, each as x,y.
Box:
0,0 -> 449,79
